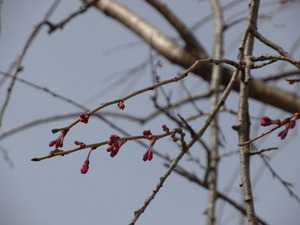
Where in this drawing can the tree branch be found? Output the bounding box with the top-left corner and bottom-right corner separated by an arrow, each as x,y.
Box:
206,0 -> 224,223
166,164 -> 269,225
83,0 -> 300,113
145,0 -> 207,56
235,1 -> 260,224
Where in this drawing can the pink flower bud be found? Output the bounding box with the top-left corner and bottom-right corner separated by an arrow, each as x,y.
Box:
79,113 -> 90,123
278,129 -> 288,140
80,160 -> 90,174
143,130 -> 152,135
110,134 -> 119,141
162,124 -> 169,132
260,116 -> 272,126
49,140 -> 57,147
112,146 -> 119,152
110,150 -> 118,157
55,139 -> 62,148
74,140 -> 81,145
106,146 -> 113,152
147,151 -> 153,161
281,117 -> 290,125
143,153 -> 148,161
80,143 -> 86,148
118,101 -> 125,110
147,135 -> 153,140
289,120 -> 296,129
172,136 -> 180,142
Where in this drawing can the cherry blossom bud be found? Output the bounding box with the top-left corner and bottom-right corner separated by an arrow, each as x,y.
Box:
49,140 -> 57,147
79,113 -> 90,123
260,116 -> 272,126
143,130 -> 152,136
147,135 -> 153,140
278,129 -> 288,140
110,150 -> 118,157
289,120 -> 296,129
118,101 -> 125,110
106,146 -> 113,152
162,124 -> 169,132
80,160 -> 90,174
281,117 -> 290,125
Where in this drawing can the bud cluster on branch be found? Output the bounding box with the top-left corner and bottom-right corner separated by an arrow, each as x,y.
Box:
260,113 -> 300,140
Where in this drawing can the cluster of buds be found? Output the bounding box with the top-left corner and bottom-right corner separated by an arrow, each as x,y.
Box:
79,113 -> 90,123
48,135 -> 64,155
143,139 -> 155,161
162,124 -> 179,142
106,135 -> 125,157
142,129 -> 155,161
171,134 -> 180,142
78,124 -> 181,173
260,113 -> 300,139
143,130 -> 153,140
74,140 -> 86,148
162,124 -> 169,132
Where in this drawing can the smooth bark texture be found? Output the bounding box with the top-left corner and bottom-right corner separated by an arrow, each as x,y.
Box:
236,1 -> 260,224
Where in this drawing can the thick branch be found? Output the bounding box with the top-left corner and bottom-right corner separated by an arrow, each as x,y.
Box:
206,0 -> 224,224
145,0 -> 207,56
84,0 -> 300,113
236,0 -> 260,224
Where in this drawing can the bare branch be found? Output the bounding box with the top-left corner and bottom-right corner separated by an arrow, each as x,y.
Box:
235,0 -> 260,224
260,154 -> 300,203
0,22 -> 50,127
260,69 -> 300,82
145,0 -> 207,56
239,124 -> 282,146
129,131 -> 187,225
46,0 -> 98,33
206,0 -> 224,223
249,147 -> 278,155
83,0 -> 300,113
32,128 -> 181,161
166,164 -> 269,225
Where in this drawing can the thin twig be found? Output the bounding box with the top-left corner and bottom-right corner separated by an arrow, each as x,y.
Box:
129,55 -> 240,224
129,133 -> 187,225
0,1 -> 60,128
31,129 -> 179,161
250,28 -> 300,69
260,69 -> 300,82
51,58 -> 237,140
252,55 -> 300,70
167,164 -> 269,225
46,0 -> 98,33
239,124 -> 282,146
249,147 -> 278,155
250,27 -> 288,57
260,154 -> 300,203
